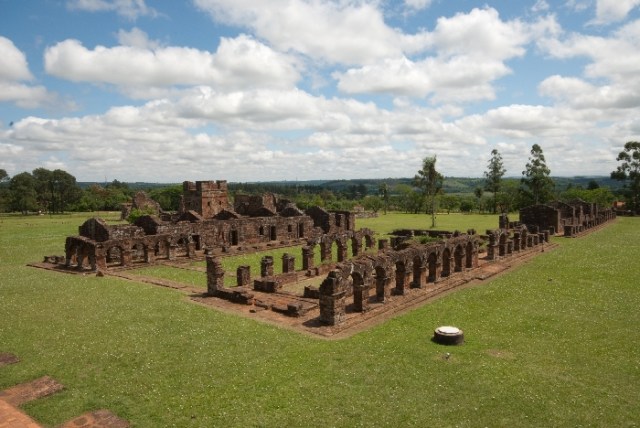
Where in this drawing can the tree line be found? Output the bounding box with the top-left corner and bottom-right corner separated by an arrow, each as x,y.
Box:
0,142 -> 637,216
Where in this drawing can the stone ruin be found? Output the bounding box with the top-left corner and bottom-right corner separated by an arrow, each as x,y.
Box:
202,198 -> 616,329
518,198 -> 615,237
41,188 -> 617,333
61,180 -> 358,271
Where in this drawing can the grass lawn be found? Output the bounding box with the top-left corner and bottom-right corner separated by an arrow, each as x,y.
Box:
0,212 -> 638,427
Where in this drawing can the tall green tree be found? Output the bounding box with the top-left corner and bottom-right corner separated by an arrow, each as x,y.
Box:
414,156 -> 444,228
32,168 -> 82,213
484,149 -> 506,213
9,172 -> 38,214
0,169 -> 9,212
521,144 -> 554,205
611,141 -> 640,214
378,182 -> 389,214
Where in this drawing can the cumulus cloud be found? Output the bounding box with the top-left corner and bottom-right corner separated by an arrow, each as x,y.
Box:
66,0 -> 156,20
116,27 -> 161,49
44,34 -> 301,94
334,8 -> 556,101
193,0 -> 429,65
404,0 -> 433,11
592,0 -> 640,24
537,19 -> 640,110
0,36 -> 61,109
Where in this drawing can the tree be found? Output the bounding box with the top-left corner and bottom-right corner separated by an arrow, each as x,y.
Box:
484,149 -> 506,213
378,182 -> 389,214
611,141 -> 640,214
9,172 -> 38,214
521,144 -> 554,205
474,187 -> 484,213
414,156 -> 444,228
0,169 -> 9,212
439,194 -> 460,214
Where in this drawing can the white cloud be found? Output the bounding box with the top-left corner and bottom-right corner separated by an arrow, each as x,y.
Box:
334,8 -> 555,101
537,19 -> 640,110
44,34 -> 301,93
0,36 -> 62,109
531,0 -> 550,13
0,37 -> 33,81
193,0 -> 430,65
592,0 -> 640,24
404,0 -> 432,11
116,27 -> 161,49
66,0 -> 156,20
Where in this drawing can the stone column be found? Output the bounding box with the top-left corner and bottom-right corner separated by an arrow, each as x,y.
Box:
282,253 -> 295,273
236,265 -> 250,287
319,272 -> 346,326
413,263 -> 427,288
320,242 -> 331,262
337,242 -> 347,262
206,256 -> 225,295
261,256 -> 274,277
302,246 -> 314,270
353,285 -> 370,312
378,239 -> 389,251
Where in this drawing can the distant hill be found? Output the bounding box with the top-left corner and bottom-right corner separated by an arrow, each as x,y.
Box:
78,176 -> 624,195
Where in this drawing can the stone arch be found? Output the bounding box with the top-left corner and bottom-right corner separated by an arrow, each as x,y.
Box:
154,239 -> 170,260
175,236 -> 190,258
336,237 -> 348,262
454,244 -> 464,272
350,234 -> 362,257
106,245 -> 124,267
441,247 -> 451,277
412,254 -> 425,288
427,251 -> 438,282
131,242 -> 146,263
374,264 -> 390,302
465,240 -> 474,269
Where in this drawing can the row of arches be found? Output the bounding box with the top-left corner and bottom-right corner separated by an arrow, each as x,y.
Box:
65,234 -> 197,270
319,234 -> 480,325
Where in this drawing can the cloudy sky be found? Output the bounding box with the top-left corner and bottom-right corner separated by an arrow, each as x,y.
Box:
1,0 -> 639,182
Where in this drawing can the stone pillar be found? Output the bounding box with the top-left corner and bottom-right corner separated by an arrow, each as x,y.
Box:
413,263 -> 427,288
320,242 -> 331,262
395,264 -> 410,295
487,234 -> 498,260
353,285 -> 370,312
282,253 -> 295,273
319,272 -> 346,326
122,249 -> 132,267
337,242 -> 347,262
237,265 -> 250,287
302,246 -> 314,270
513,232 -> 521,251
351,239 -> 361,257
206,256 -> 225,295
261,256 -> 274,277
507,240 -> 514,255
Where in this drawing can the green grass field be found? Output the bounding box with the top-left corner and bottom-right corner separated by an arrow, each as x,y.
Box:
0,212 -> 638,427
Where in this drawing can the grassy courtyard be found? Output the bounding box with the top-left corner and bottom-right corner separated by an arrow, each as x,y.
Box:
0,212 -> 638,427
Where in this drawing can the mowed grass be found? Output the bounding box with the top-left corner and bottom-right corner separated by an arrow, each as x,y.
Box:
0,212 -> 638,427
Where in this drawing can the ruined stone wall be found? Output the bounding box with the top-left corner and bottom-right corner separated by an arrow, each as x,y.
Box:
234,193 -> 278,216
520,204 -> 562,233
182,180 -> 230,219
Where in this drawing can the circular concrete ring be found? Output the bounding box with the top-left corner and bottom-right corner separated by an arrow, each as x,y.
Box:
433,325 -> 464,345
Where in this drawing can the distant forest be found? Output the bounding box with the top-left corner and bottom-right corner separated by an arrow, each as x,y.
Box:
0,167 -> 628,216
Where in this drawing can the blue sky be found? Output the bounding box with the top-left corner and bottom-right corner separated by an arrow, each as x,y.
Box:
1,0 -> 640,182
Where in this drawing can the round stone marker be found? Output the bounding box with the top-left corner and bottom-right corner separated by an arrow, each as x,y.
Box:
433,325 -> 464,345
